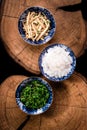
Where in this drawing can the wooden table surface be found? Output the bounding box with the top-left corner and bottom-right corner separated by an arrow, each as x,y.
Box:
0,1 -> 87,129
0,0 -> 86,74
0,73 -> 87,130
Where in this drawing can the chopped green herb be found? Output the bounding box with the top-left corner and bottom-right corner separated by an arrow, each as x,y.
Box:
20,80 -> 50,109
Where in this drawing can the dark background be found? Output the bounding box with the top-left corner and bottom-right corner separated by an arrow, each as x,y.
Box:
0,38 -> 87,84
0,0 -> 87,84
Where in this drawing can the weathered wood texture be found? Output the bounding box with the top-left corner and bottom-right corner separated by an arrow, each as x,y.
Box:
0,0 -> 86,74
0,73 -> 87,130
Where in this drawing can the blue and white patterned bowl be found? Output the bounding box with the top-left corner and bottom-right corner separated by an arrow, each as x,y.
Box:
18,6 -> 56,45
39,44 -> 76,82
15,77 -> 53,115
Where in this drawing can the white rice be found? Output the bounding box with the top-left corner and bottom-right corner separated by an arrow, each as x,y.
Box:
41,46 -> 73,78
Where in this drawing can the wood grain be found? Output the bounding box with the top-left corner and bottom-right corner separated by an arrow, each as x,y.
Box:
0,73 -> 87,130
26,0 -> 81,8
0,0 -> 86,74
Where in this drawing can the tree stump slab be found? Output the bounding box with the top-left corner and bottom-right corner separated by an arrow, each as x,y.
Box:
0,73 -> 87,130
1,0 -> 86,74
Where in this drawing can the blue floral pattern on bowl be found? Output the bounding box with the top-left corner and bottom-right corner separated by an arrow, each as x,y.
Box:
15,77 -> 53,115
39,44 -> 76,81
18,6 -> 56,45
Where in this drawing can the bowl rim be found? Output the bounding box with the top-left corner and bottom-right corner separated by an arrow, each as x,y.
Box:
15,76 -> 53,115
18,6 -> 56,46
38,43 -> 76,82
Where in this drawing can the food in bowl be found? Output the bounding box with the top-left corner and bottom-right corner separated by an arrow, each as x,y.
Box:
20,80 -> 50,109
23,12 -> 50,41
39,44 -> 76,81
18,6 -> 56,45
15,77 -> 53,115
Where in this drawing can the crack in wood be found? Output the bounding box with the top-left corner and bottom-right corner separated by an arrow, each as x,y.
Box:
39,115 -> 41,130
17,115 -> 30,130
78,93 -> 87,103
56,104 -> 87,109
64,115 -> 74,127
0,14 -> 18,18
74,121 -> 81,130
16,45 -> 28,57
6,107 -> 18,109
4,94 -> 10,130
